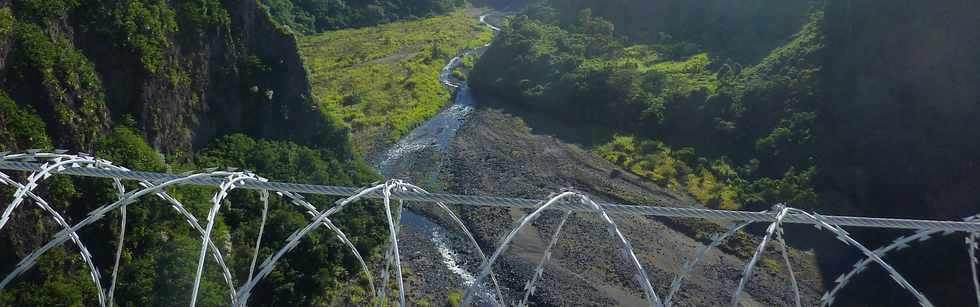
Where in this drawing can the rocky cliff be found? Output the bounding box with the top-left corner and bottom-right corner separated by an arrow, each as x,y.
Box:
0,0 -> 350,158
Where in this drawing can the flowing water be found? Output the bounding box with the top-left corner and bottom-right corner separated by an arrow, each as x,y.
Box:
371,12 -> 500,304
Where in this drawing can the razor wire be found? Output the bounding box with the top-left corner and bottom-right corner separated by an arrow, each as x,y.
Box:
462,191 -> 661,307
399,182 -> 504,305
0,158 -> 110,307
2,157 -> 980,232
795,209 -> 934,307
190,172 -> 258,307
730,206 -> 790,306
106,178 -> 127,306
969,231 -> 980,306
775,209 -> 803,307
664,219 -> 757,307
1,151 -> 979,306
517,210 -> 570,307
818,213 -> 980,306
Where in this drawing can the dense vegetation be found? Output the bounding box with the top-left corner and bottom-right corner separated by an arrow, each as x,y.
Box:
472,1 -> 980,303
259,0 -> 466,34
0,0 -> 407,305
299,11 -> 492,154
473,0 -> 980,220
471,3 -> 821,211
0,127 -> 386,306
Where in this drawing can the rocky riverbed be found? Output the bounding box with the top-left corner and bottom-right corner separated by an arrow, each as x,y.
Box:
440,106 -> 827,306
368,8 -> 827,306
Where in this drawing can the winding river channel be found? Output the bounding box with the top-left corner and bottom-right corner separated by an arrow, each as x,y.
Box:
371,12 -> 501,304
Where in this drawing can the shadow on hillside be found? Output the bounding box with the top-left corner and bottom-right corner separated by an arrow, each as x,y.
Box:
469,93 -> 620,150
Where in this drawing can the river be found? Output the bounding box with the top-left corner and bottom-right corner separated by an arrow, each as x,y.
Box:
371,12 -> 501,305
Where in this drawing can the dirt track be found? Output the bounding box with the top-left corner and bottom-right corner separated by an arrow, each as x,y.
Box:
442,106 -> 826,306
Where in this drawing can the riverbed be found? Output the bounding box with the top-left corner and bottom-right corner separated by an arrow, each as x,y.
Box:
369,12 -> 502,305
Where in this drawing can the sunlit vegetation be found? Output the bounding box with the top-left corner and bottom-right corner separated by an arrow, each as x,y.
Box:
472,4 -> 821,210
446,289 -> 464,307
299,11 -> 492,154
258,0 -> 465,34
596,135 -> 816,210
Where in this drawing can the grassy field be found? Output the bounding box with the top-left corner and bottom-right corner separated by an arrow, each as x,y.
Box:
299,11 -> 493,155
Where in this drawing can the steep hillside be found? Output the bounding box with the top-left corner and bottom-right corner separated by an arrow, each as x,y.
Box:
0,0 -> 387,305
470,0 -> 980,304
0,0 -> 350,157
472,0 -> 980,218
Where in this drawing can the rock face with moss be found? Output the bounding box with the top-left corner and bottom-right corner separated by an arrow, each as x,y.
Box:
0,0 -> 349,157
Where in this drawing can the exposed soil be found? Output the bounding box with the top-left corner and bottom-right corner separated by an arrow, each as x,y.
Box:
441,106 -> 827,306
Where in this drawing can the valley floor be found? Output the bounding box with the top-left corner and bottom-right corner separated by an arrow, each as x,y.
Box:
440,105 -> 827,306
298,10 -> 493,155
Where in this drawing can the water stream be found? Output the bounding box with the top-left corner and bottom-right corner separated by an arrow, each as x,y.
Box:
371,12 -> 501,304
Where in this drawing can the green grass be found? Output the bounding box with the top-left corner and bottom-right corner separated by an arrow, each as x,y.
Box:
299,11 -> 492,154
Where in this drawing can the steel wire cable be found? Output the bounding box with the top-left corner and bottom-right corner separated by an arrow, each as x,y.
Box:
3,159 -> 979,232
2,151 -> 978,307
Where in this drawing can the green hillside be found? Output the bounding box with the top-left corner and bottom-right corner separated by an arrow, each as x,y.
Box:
300,11 -> 492,154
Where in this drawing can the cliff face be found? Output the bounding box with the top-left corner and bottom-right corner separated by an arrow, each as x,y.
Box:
0,0 -> 350,158
0,2 -> 368,305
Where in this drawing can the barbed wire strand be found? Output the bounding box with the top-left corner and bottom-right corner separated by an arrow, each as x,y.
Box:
791,209 -> 934,307
665,219 -> 757,307
967,232 -> 980,306
190,173 -> 257,307
107,178 -> 127,307
518,210 -> 571,307
463,191 -> 662,307
775,210 -> 803,307
233,184 -> 386,306
0,157 -> 109,306
247,190 -> 270,285
3,159 -> 979,232
731,206 -> 790,306
400,182 -> 503,305
0,152 -> 975,307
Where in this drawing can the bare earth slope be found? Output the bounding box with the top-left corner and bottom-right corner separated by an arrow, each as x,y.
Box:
443,107 -> 825,306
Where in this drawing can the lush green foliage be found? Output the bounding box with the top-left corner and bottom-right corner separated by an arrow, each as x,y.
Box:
596,135 -> 816,210
299,11 -> 492,154
258,0 -> 466,34
11,17 -> 109,148
0,0 -> 392,305
470,10 -> 719,130
195,134 -> 385,306
471,2 -> 822,210
0,130 -> 387,306
0,91 -> 51,151
77,0 -> 230,85
0,248 -> 98,306
476,0 -> 980,228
